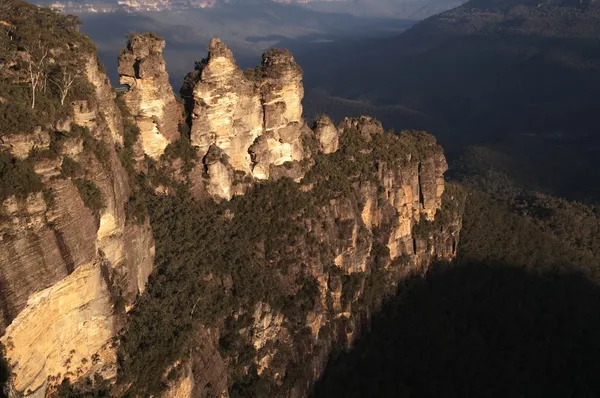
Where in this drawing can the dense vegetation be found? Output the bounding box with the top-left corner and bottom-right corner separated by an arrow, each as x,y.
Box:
113,124 -> 448,396
0,0 -> 112,218
312,260 -> 600,397
0,0 -> 96,134
0,150 -> 43,200
298,0 -> 600,215
117,179 -> 326,395
4,0 -> 600,397
72,178 -> 105,222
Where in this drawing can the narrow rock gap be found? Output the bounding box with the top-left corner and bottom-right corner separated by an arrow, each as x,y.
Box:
50,226 -> 75,275
133,58 -> 141,79
0,277 -> 14,330
417,161 -> 425,207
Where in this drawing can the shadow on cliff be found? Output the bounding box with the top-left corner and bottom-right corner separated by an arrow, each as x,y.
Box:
311,261 -> 600,398
0,350 -> 8,398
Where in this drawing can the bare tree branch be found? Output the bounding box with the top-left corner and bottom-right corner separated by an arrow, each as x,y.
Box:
22,37 -> 50,109
49,66 -> 79,105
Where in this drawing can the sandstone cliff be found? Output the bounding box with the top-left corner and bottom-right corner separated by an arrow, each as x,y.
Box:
0,4 -> 463,397
115,109 -> 462,397
0,6 -> 154,396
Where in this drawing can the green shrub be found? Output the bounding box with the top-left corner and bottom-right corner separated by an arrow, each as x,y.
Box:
56,375 -> 111,398
0,151 -> 43,200
162,135 -> 198,174
0,1 -> 97,136
61,156 -> 82,178
72,178 -> 105,221
0,83 -> 73,136
82,133 -> 110,168
125,194 -> 147,225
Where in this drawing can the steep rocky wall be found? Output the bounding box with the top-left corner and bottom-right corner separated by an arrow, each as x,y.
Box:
149,116 -> 462,398
251,119 -> 460,397
0,49 -> 154,397
0,10 -> 462,397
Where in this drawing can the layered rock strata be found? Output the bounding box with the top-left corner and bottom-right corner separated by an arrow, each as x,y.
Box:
158,116 -> 462,398
0,51 -> 154,397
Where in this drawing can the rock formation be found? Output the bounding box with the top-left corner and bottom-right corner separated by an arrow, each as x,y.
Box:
118,33 -> 181,159
152,115 -> 462,397
0,5 -> 463,397
313,114 -> 339,154
180,38 -> 307,196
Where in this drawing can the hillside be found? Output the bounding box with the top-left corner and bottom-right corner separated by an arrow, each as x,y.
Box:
2,0 -> 600,397
297,0 -> 600,201
0,1 -> 460,396
302,0 -> 600,136
28,0 -> 462,17
313,186 -> 600,397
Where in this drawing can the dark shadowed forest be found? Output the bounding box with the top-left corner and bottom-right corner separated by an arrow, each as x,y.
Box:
312,188 -> 600,397
312,261 -> 600,397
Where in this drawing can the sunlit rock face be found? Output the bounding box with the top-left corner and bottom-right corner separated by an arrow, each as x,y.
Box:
118,33 -> 181,159
313,115 -> 340,154
160,115 -> 462,398
1,261 -> 115,398
180,38 -> 307,197
182,38 -> 263,174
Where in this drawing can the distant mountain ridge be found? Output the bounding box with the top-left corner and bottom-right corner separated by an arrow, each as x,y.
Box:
31,0 -> 462,17
301,0 -> 600,139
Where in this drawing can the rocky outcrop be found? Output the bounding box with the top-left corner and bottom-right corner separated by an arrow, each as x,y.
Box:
1,261 -> 115,397
118,33 -> 181,159
0,128 -> 51,160
158,116 -> 462,398
180,38 -> 307,196
313,115 -> 339,154
181,38 -> 263,174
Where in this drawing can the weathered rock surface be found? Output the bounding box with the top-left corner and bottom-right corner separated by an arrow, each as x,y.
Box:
0,52 -> 155,397
159,116 -> 462,398
0,129 -> 51,159
1,261 -> 114,397
313,115 -> 339,154
180,38 -> 307,194
118,33 -> 181,159
182,39 -> 262,174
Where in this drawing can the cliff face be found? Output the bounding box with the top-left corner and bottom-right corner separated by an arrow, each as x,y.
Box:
0,6 -> 462,398
115,112 -> 461,397
0,6 -> 154,395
